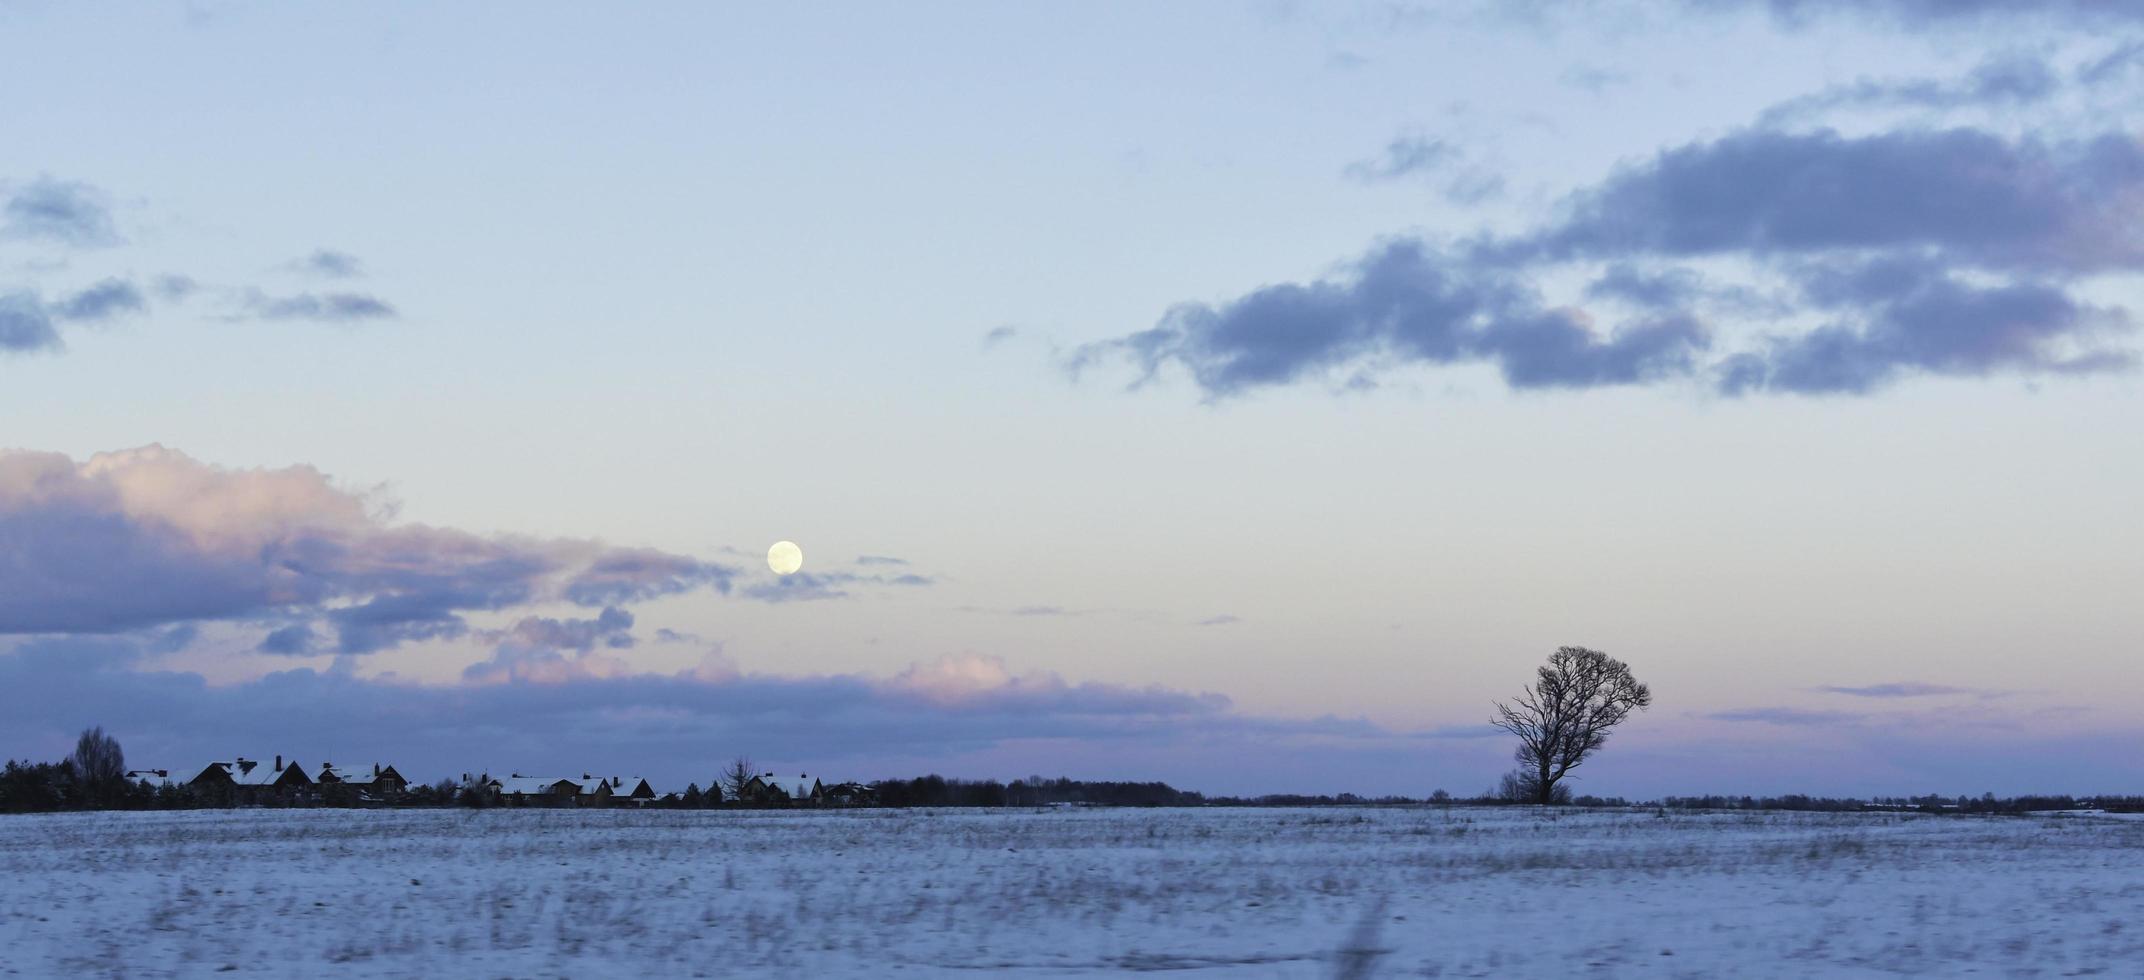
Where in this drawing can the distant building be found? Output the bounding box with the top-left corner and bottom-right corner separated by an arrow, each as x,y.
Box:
187,756 -> 314,805
603,776 -> 658,805
749,773 -> 824,805
124,769 -> 177,789
824,782 -> 876,806
318,762 -> 409,803
489,775 -> 613,807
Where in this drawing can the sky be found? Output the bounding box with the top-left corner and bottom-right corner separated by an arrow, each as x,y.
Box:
2,0 -> 2141,799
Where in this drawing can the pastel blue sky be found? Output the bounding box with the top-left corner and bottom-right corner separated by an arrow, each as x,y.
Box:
3,1 -> 2140,797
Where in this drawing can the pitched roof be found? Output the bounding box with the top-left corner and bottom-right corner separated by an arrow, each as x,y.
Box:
495,776 -> 581,795
196,758 -> 312,787
766,774 -> 821,798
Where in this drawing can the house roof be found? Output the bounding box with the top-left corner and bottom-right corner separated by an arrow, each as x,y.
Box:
197,758 -> 312,787
320,764 -> 404,786
767,774 -> 821,798
496,776 -> 581,795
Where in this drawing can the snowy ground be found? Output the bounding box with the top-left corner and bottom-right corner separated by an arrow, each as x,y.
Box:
2,806 -> 2139,978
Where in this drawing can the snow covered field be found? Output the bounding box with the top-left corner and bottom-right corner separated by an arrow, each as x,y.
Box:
2,806 -> 2139,978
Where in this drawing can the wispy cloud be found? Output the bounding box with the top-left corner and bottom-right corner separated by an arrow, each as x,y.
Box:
1706,707 -> 1863,726
243,290 -> 398,322
0,279 -> 151,353
1813,682 -> 1979,698
1,176 -> 120,247
1757,52 -> 2059,125
291,249 -> 365,279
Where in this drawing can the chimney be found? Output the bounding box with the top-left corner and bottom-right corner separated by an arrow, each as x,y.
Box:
374,763 -> 381,776
612,777 -> 621,788
275,754 -> 282,771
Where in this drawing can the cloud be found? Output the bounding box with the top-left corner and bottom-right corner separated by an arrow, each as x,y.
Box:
1757,53 -> 2060,124
0,446 -> 735,652
1343,134 -> 1506,204
48,278 -> 147,322
1,177 -> 120,247
0,294 -> 60,353
2077,41 -> 2144,86
1524,128 -> 2144,273
1069,239 -> 1712,397
1718,256 -> 2132,394
293,249 -> 364,279
244,290 -> 398,322
1705,707 -> 1864,725
0,640 -> 1481,795
736,563 -> 936,603
1345,135 -> 1459,183
1814,682 -> 1975,698
980,326 -> 1018,349
1689,0 -> 2144,27
0,280 -> 151,353
1076,126 -> 2143,399
478,607 -> 636,654
1196,614 -> 1242,626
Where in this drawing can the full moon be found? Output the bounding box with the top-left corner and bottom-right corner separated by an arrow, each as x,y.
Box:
767,540 -> 803,576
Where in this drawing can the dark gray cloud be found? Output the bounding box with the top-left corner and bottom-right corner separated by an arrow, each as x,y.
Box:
1196,614 -> 1242,626
0,446 -> 736,653
1757,53 -> 2060,124
1080,126 -> 2143,399
246,290 -> 398,322
294,249 -> 364,279
1,177 -> 120,247
1814,682 -> 1975,698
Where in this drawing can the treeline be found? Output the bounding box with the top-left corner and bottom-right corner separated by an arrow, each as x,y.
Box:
1656,793 -> 2144,814
870,775 -> 1202,807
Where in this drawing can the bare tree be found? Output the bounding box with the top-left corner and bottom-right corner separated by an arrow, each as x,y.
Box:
1490,646 -> 1651,805
720,756 -> 756,801
69,726 -> 125,804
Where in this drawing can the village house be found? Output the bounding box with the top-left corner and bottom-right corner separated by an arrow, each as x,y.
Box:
482,774 -> 614,807
742,773 -> 824,805
601,776 -> 658,805
824,782 -> 876,806
187,756 -> 314,805
123,769 -> 177,789
317,763 -> 409,804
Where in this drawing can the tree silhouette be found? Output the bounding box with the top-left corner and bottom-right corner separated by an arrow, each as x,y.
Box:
1491,647 -> 1651,805
720,757 -> 756,802
69,726 -> 125,802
